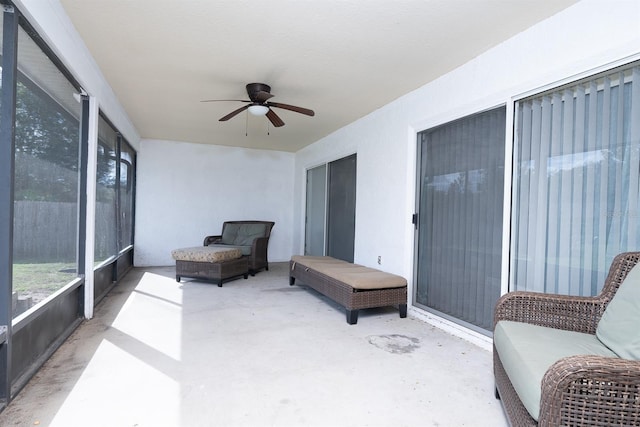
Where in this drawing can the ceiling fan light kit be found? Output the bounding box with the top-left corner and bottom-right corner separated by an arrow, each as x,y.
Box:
248,104 -> 269,116
202,82 -> 315,128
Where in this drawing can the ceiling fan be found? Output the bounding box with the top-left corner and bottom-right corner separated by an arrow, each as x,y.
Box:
201,83 -> 315,128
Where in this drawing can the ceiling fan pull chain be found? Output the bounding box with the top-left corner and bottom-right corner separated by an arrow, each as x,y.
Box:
245,111 -> 248,136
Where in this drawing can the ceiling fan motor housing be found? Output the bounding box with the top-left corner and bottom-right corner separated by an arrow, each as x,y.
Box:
246,83 -> 271,102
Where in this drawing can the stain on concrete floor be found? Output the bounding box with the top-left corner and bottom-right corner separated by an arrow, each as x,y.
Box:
367,334 -> 420,354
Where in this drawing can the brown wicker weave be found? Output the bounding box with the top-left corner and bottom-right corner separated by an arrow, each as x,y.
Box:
494,251 -> 640,426
175,257 -> 248,287
289,259 -> 407,324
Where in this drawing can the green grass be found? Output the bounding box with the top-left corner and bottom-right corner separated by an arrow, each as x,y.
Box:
12,262 -> 77,293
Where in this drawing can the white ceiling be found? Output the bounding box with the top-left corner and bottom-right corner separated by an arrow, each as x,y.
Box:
59,0 -> 576,152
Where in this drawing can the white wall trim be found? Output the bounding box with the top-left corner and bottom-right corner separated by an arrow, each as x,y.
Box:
408,307 -> 493,352
404,124 -> 419,303
513,52 -> 640,102
501,100 -> 515,297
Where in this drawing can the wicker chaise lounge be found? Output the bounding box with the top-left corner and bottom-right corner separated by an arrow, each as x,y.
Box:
493,252 -> 640,426
204,220 -> 275,275
289,255 -> 407,324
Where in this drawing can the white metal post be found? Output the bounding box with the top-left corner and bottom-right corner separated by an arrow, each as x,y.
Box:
84,97 -> 99,319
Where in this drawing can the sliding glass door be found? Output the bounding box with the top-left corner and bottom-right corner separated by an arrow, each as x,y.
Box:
304,154 -> 357,262
511,62 -> 640,296
305,164 -> 327,256
415,107 -> 505,333
326,154 -> 357,262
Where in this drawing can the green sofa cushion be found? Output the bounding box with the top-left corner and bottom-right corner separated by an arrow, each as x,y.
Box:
596,263 -> 640,360
221,223 -> 267,246
234,224 -> 267,245
494,320 -> 617,421
221,224 -> 239,245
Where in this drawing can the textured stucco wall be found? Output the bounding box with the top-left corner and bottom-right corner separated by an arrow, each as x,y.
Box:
135,139 -> 294,266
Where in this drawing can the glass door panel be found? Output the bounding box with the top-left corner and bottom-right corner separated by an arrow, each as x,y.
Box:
305,165 -> 327,256
415,107 -> 505,333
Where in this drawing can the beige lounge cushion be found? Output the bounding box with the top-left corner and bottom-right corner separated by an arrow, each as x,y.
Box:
171,246 -> 242,263
291,255 -> 407,290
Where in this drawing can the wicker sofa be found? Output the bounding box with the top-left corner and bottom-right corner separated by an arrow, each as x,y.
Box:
204,220 -> 274,275
493,252 -> 640,426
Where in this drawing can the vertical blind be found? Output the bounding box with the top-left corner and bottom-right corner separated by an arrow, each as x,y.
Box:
512,62 -> 640,295
326,154 -> 357,263
416,107 -> 505,332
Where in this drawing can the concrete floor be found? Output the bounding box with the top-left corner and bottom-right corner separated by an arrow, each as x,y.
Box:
0,262 -> 508,427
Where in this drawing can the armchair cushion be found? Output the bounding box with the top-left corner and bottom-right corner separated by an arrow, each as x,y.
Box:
494,320 -> 618,421
221,223 -> 268,246
596,263 -> 640,360
494,252 -> 640,426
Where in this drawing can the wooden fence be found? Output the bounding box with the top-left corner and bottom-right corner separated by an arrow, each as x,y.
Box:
13,201 -> 116,263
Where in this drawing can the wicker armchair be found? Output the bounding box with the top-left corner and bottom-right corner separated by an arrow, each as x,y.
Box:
494,251 -> 640,426
203,220 -> 274,275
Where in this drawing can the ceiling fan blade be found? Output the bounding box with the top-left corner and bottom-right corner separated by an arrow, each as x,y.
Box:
267,102 -> 315,116
254,91 -> 274,103
219,105 -> 249,121
201,99 -> 250,103
266,108 -> 285,127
